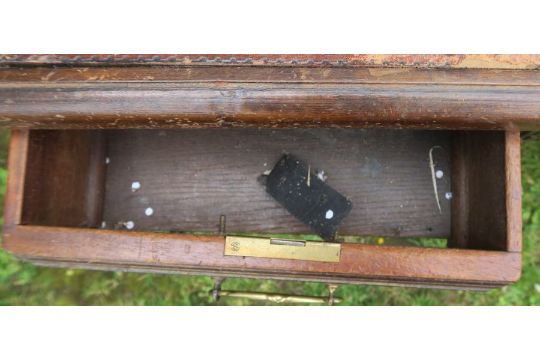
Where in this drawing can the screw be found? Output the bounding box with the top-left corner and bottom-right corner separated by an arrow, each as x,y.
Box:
219,215 -> 226,236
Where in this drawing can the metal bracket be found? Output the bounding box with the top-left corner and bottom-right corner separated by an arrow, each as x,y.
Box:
211,277 -> 342,305
224,235 -> 341,262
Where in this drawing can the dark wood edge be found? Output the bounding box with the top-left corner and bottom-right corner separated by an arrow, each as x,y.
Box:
449,132 -> 469,248
1,66 -> 540,130
2,66 -> 540,84
2,225 -> 522,286
20,258 -> 507,291
450,130 -> 522,252
85,131 -> 107,227
506,131 -> 522,252
1,84 -> 539,130
2,129 -> 28,228
1,54 -> 539,70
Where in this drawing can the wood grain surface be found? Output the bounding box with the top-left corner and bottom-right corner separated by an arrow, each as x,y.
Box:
450,132 -> 507,250
1,66 -> 540,130
2,129 -> 28,228
21,130 -> 105,227
2,65 -> 540,83
102,129 -> 452,237
2,225 -> 522,288
505,131 -> 522,252
449,130 -> 521,252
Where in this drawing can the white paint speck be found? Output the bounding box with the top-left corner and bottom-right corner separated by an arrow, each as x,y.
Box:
125,221 -> 135,230
131,181 -> 141,192
316,170 -> 327,182
100,221 -> 106,228
435,170 -> 444,179
262,170 -> 271,176
145,207 -> 154,216
445,192 -> 453,200
105,157 -> 110,164
325,209 -> 334,219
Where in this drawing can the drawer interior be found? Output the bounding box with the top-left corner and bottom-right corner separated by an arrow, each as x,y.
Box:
19,128 -> 508,251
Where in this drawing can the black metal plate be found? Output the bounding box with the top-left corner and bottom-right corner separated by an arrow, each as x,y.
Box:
265,154 -> 353,241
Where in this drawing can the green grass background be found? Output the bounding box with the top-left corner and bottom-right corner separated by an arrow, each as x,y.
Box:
0,129 -> 538,305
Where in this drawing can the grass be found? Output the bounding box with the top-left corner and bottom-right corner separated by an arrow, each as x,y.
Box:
0,129 -> 539,305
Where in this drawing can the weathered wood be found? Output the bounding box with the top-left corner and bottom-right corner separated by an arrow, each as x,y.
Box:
2,65 -> 540,83
450,132 -> 509,251
449,132 -> 469,249
1,225 -> 522,287
1,127 -> 523,289
85,131 -> 107,227
102,129 -> 451,237
2,53 -> 530,293
1,54 -> 539,69
1,66 -> 540,130
2,129 -> 28,228
21,130 -> 105,227
505,131 -> 522,252
449,130 -> 521,252
16,258 -> 504,290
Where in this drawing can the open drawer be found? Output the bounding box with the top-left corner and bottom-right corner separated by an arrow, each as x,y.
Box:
2,127 -> 521,290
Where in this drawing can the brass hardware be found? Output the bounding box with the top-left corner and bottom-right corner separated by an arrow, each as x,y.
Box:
224,236 -> 341,262
211,278 -> 342,305
327,284 -> 339,305
218,290 -> 340,304
269,238 -> 305,247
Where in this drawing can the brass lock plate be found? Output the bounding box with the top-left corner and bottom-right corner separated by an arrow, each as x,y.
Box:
224,236 -> 341,262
